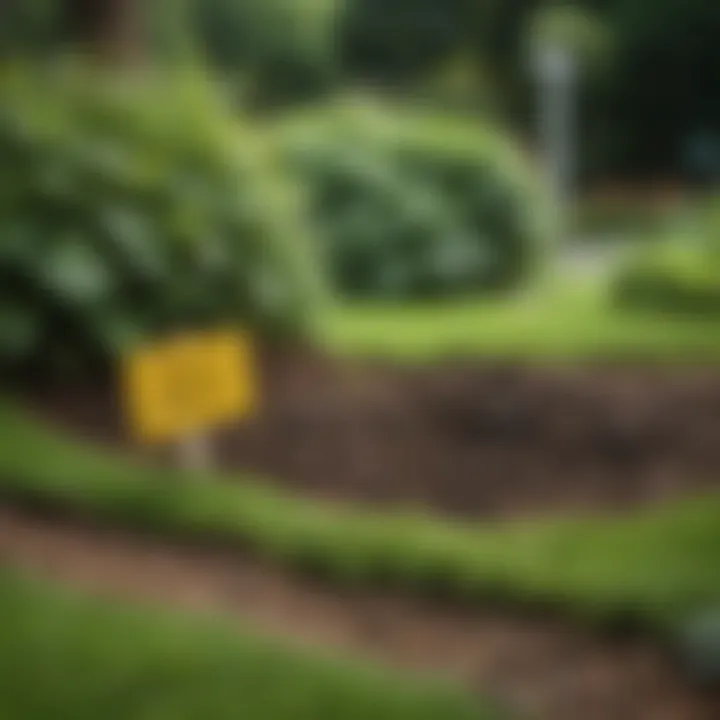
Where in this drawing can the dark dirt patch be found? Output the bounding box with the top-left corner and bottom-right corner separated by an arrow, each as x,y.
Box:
19,351 -> 720,520
1,506 -> 718,720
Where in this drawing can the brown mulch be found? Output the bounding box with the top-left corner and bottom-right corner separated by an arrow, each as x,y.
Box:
20,350 -> 720,520
1,506 -> 718,720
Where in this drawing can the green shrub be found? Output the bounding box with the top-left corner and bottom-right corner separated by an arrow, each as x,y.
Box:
613,204 -> 720,317
614,245 -> 720,317
275,99 -> 553,301
0,62 -> 325,376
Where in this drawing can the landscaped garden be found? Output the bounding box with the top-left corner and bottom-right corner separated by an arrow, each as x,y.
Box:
2,2 -> 720,720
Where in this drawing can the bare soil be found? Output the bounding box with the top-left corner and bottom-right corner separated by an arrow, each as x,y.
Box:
2,506 -> 718,720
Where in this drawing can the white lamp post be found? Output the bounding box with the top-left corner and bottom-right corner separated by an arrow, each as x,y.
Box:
534,41 -> 578,242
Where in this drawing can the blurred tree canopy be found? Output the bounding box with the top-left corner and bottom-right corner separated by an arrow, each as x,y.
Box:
599,0 -> 720,178
478,0 -> 720,179
189,0 -> 339,107
339,0 -> 720,180
0,0 -> 62,56
0,0 -> 141,59
2,0 -> 720,179
339,0 -> 476,85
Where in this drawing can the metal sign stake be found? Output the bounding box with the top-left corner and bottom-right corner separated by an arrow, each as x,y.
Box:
178,433 -> 213,473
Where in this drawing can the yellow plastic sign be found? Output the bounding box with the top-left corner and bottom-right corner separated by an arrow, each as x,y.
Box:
123,329 -> 256,444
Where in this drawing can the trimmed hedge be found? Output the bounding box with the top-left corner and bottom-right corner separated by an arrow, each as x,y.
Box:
1,402 -> 719,633
0,62 -> 326,377
0,569 -> 487,720
275,99 -> 553,300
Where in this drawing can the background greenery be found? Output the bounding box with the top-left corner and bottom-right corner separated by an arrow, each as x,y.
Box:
3,0 -> 720,180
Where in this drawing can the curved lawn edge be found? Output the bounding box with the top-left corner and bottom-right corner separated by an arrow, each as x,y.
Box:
1,400 -> 719,634
319,286 -> 720,363
0,567 -> 490,720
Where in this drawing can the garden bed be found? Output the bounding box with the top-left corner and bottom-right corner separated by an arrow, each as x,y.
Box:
4,369 -> 720,718
21,350 -> 720,520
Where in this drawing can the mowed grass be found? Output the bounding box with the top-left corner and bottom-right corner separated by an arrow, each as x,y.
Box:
0,569 -> 487,720
319,281 -> 720,362
1,402 -> 720,635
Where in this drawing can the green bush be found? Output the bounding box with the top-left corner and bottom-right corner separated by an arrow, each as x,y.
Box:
614,245 -> 720,317
0,0 -> 61,58
275,99 -> 553,301
0,62 -> 325,376
613,205 -> 720,317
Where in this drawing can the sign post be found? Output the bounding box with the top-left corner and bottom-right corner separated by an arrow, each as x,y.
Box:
122,329 -> 256,473
177,433 -> 213,473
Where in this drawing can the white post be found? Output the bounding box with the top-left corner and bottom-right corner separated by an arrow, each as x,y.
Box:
536,43 -> 577,242
177,434 -> 212,473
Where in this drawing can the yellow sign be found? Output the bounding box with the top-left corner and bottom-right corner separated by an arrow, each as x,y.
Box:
123,329 -> 256,444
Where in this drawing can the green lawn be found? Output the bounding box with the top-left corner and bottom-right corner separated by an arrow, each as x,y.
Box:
2,402 -> 719,635
0,569 -> 486,720
319,282 -> 720,362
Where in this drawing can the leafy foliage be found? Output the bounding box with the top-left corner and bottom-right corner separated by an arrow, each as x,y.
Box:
0,0 -> 62,57
0,63 -> 325,376
276,99 -> 552,301
528,4 -> 612,76
614,245 -> 720,317
613,203 -> 720,317
189,0 -> 339,107
340,0 -> 476,84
